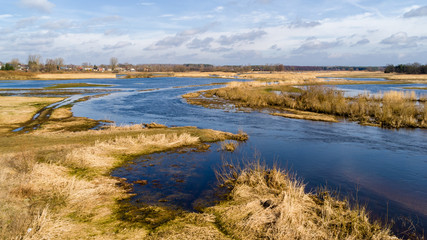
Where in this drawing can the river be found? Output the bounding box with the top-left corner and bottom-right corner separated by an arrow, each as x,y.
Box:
2,77 -> 426,235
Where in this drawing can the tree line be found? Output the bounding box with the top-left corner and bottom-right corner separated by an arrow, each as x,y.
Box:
384,63 -> 427,74
1,54 -> 387,73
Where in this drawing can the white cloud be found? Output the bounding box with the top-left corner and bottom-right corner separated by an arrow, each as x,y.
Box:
0,14 -> 13,19
103,41 -> 133,50
215,6 -> 224,12
138,2 -> 155,6
380,32 -> 424,48
20,0 -> 55,13
403,6 -> 427,18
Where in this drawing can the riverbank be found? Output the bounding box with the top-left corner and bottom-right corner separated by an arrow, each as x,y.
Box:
0,95 -> 249,239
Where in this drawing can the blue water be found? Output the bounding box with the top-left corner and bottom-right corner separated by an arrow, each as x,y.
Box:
2,77 -> 426,234
335,83 -> 427,97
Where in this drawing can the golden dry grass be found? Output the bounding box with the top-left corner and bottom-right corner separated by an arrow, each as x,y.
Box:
35,73 -> 117,80
271,110 -> 338,122
0,126 -> 241,239
220,141 -> 238,152
210,162 -> 398,240
186,82 -> 427,128
0,95 -> 248,239
0,71 -> 36,80
0,96 -> 64,133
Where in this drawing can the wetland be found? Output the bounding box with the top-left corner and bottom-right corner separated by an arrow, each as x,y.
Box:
1,72 -> 426,239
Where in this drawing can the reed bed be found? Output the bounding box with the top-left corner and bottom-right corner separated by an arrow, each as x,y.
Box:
207,84 -> 427,128
211,162 -> 398,240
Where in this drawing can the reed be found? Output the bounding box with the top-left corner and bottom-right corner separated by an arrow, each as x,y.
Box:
211,161 -> 398,240
204,84 -> 427,128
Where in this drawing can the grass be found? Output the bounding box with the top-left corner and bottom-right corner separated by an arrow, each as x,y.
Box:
0,95 -> 249,239
220,141 -> 238,152
0,96 -> 64,133
209,161 -> 399,240
44,83 -> 112,89
185,82 -> 427,128
0,71 -> 36,80
0,125 -> 245,239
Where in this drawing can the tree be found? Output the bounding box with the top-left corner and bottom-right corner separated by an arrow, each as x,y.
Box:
384,64 -> 394,73
10,58 -> 20,69
55,58 -> 64,70
1,63 -> 14,71
28,54 -> 41,72
110,57 -> 118,71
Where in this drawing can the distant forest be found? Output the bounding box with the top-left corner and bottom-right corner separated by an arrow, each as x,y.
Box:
384,63 -> 427,74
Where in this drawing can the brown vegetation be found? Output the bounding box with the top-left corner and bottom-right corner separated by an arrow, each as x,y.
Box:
187,83 -> 427,128
0,96 -> 64,133
220,141 -> 238,152
0,71 -> 36,80
210,162 -> 398,240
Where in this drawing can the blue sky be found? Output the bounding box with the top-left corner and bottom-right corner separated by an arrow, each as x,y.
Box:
1,0 -> 427,66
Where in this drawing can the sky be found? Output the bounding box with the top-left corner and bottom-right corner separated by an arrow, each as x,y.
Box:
1,0 -> 427,66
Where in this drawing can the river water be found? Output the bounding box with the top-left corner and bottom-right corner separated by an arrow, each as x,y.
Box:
2,77 -> 426,234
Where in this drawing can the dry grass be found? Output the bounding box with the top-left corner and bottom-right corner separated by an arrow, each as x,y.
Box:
271,111 -> 338,122
0,127 -> 239,239
221,141 -> 238,152
0,95 -> 248,239
189,83 -> 427,128
210,162 -> 398,240
35,73 -> 117,80
0,71 -> 36,80
0,96 -> 64,133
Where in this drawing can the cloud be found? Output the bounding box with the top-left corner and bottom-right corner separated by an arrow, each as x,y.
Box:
20,0 -> 55,13
218,30 -> 267,45
289,20 -> 321,28
352,39 -> 370,46
204,47 -> 232,53
294,37 -> 342,53
380,32 -> 424,48
145,24 -> 216,50
270,44 -> 281,51
186,37 -> 214,49
222,50 -> 261,59
138,2 -> 155,6
215,6 -> 224,12
403,6 -> 427,18
15,17 -> 39,29
103,41 -> 133,50
104,29 -> 126,36
90,15 -> 122,24
42,19 -> 74,30
0,14 -> 13,19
